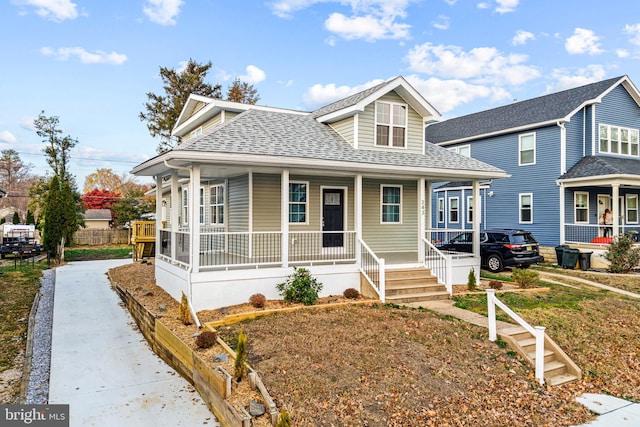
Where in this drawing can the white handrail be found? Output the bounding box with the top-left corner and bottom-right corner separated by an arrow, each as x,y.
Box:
358,238 -> 385,302
487,289 -> 546,385
421,237 -> 451,294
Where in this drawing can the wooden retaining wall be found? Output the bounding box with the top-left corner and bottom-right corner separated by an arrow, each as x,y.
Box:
110,281 -> 275,427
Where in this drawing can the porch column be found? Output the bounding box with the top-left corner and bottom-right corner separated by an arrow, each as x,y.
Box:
612,183 -> 620,237
559,183 -> 565,244
418,178 -> 426,261
155,175 -> 163,254
170,172 -> 180,261
472,180 -> 480,257
281,169 -> 289,268
355,174 -> 363,264
190,164 -> 201,273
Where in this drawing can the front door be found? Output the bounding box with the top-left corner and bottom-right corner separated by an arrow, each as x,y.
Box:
322,188 -> 344,247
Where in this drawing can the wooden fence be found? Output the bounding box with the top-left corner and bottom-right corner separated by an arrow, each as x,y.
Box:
74,229 -> 130,246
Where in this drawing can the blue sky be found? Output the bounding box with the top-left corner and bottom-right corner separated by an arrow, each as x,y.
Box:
2,0 -> 640,188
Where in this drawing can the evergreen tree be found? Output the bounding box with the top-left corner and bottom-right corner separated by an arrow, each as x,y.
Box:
43,175 -> 63,258
26,210 -> 35,225
227,79 -> 260,104
12,211 -> 19,224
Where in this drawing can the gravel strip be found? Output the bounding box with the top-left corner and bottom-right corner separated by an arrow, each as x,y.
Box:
25,268 -> 55,404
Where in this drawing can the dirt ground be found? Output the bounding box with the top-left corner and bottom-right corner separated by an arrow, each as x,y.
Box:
109,261 -> 600,426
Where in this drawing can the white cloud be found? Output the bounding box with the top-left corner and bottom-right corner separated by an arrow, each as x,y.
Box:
495,0 -> 519,13
20,117 -> 36,131
545,65 -> 608,93
302,78 -> 385,109
41,46 -> 127,64
512,30 -> 535,46
444,0 -> 457,5
238,65 -> 266,84
565,28 -> 604,55
624,23 -> 640,46
406,42 -> 540,86
143,0 -> 183,26
12,0 -> 78,22
0,131 -> 17,144
432,15 -> 450,31
269,0 -> 412,41
278,79 -> 294,88
617,49 -> 630,58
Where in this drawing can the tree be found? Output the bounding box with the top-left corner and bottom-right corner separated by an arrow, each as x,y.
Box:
83,168 -> 124,193
140,59 -> 222,153
110,187 -> 155,228
26,209 -> 35,225
227,79 -> 260,104
12,211 -> 19,224
0,149 -> 37,218
81,188 -> 121,210
34,111 -> 77,182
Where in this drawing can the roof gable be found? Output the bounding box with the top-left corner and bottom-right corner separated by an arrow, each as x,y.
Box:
426,76 -> 633,144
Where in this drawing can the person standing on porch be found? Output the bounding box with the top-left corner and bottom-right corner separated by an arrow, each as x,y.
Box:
603,209 -> 613,237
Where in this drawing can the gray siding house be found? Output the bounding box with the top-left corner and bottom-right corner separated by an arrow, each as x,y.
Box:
425,75 -> 640,247
133,76 -> 508,311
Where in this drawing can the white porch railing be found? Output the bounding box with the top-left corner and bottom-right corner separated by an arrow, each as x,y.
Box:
487,289 -> 546,385
422,237 -> 451,295
564,223 -> 640,244
426,228 -> 468,246
358,238 -> 385,302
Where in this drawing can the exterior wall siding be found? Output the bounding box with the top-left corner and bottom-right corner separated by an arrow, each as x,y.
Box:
565,108 -> 586,171
252,173 -> 281,231
202,113 -> 222,133
596,85 -> 640,158
228,175 -> 249,232
362,178 -> 418,252
330,117 -> 355,146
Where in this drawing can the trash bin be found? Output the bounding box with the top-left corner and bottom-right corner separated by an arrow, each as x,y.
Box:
578,251 -> 593,271
555,245 -> 569,266
562,248 -> 580,269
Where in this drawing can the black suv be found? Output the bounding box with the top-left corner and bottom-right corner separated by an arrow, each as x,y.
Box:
437,228 -> 544,273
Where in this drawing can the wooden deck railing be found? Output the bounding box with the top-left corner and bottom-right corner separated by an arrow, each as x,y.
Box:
131,221 -> 156,244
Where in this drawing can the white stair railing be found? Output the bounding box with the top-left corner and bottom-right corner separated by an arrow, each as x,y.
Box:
422,237 -> 451,295
358,238 -> 385,302
487,289 -> 546,385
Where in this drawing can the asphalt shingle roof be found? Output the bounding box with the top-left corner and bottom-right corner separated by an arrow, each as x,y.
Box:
175,109 -> 503,173
310,80 -> 389,119
425,76 -> 624,144
83,209 -> 112,221
559,156 -> 640,180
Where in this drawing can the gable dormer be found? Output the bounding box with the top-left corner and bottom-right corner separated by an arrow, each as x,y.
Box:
312,76 -> 441,154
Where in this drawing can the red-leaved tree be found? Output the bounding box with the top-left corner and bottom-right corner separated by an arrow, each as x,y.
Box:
81,188 -> 121,210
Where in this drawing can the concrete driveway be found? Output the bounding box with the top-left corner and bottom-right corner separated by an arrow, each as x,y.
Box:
48,259 -> 215,426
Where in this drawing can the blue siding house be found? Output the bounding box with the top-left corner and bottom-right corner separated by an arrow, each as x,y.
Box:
425,75 -> 640,247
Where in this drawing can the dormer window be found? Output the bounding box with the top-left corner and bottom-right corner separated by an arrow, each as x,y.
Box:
375,101 -> 407,148
190,127 -> 203,139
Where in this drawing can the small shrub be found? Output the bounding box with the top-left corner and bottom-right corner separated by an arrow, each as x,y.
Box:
195,331 -> 218,349
343,288 -> 360,299
234,329 -> 248,381
179,292 -> 192,325
249,293 -> 266,308
605,234 -> 640,273
488,280 -> 503,290
275,409 -> 291,427
467,267 -> 477,291
276,267 -> 323,305
512,268 -> 539,288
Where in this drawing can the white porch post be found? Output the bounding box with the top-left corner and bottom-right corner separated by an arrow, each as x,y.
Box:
612,183 -> 620,237
418,178 -> 426,261
155,175 -> 163,254
472,180 -> 481,284
559,183 -> 565,244
170,172 -> 180,261
190,164 -> 201,273
355,174 -> 363,264
281,169 -> 289,268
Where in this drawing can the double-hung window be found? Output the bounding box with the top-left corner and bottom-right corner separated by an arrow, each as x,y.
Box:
627,194 -> 638,223
376,101 -> 407,148
449,197 -> 459,223
289,182 -> 308,224
182,188 -> 189,225
574,192 -> 588,223
519,193 -> 533,223
519,133 -> 536,165
437,198 -> 445,223
199,188 -> 205,225
600,124 -> 639,156
467,196 -> 474,223
210,184 -> 225,225
381,185 -> 402,223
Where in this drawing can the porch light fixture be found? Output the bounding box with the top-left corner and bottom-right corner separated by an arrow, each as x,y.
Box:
488,191 -> 494,198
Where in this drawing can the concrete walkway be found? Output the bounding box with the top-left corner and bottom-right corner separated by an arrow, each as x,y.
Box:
49,259 -> 215,427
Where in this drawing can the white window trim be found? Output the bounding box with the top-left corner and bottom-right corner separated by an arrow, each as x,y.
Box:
210,184 -> 225,225
182,188 -> 189,225
199,187 -> 206,225
289,181 -> 309,225
448,145 -> 471,157
466,195 -> 473,224
374,101 -> 408,149
519,133 -> 536,166
190,126 -> 203,139
626,194 -> 638,224
519,193 -> 533,224
448,196 -> 460,224
599,123 -> 640,157
380,184 -> 402,224
437,197 -> 445,224
574,191 -> 589,224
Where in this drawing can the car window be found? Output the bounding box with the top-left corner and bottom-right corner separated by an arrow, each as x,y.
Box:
452,233 -> 471,243
512,233 -> 537,244
490,233 -> 509,243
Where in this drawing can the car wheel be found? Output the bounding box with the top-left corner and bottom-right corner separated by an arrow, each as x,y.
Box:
487,254 -> 503,273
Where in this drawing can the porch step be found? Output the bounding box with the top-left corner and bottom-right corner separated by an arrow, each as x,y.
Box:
384,267 -> 449,304
498,327 -> 581,387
